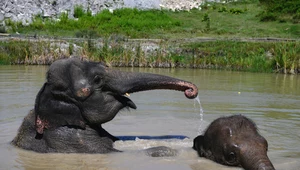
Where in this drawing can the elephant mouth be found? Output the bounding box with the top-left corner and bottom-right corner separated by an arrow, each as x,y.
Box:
119,94 -> 137,109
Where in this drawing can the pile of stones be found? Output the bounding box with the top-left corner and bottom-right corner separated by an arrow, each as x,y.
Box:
0,0 -> 204,26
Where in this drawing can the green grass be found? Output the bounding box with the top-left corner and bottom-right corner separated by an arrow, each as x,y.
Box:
0,40 -> 70,65
5,1 -> 300,39
1,39 -> 299,74
165,2 -> 299,38
0,41 -> 31,65
11,8 -> 181,38
1,1 -> 299,74
182,41 -> 300,73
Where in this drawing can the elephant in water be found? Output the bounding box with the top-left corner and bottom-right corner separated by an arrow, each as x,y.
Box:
12,58 -> 198,154
193,115 -> 275,170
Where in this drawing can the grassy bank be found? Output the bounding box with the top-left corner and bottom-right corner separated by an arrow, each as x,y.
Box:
1,0 -> 299,74
1,39 -> 299,74
3,1 -> 299,39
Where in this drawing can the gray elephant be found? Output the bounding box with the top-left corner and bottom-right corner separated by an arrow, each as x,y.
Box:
193,115 -> 275,170
12,58 -> 198,154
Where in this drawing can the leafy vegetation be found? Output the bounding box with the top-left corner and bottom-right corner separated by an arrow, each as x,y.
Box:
4,1 -> 300,39
259,0 -> 300,14
1,0 -> 299,74
5,8 -> 180,38
258,0 -> 300,23
183,41 -> 300,73
1,39 -> 299,74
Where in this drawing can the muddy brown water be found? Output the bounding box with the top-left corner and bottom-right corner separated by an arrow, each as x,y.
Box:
0,65 -> 299,170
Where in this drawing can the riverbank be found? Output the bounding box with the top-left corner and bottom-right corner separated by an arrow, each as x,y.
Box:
1,36 -> 299,74
2,1 -> 299,39
0,1 -> 299,74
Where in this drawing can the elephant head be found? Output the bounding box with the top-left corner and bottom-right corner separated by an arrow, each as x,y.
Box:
193,115 -> 275,170
35,58 -> 198,135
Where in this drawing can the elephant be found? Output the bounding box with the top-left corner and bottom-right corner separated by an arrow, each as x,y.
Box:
12,58 -> 198,154
193,115 -> 275,170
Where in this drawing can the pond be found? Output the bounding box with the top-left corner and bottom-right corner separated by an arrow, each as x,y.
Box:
0,65 -> 299,170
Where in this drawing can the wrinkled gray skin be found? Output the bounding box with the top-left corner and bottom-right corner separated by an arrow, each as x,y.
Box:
193,115 -> 275,170
12,58 -> 198,154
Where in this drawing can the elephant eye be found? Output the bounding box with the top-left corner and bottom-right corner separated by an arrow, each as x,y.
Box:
93,75 -> 101,84
227,152 -> 236,162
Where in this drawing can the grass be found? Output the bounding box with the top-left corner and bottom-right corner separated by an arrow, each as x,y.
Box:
4,1 -> 300,39
1,0 -> 299,74
165,2 -> 299,38
9,8 -> 181,38
1,39 -> 299,74
182,41 -> 300,73
0,40 -> 73,65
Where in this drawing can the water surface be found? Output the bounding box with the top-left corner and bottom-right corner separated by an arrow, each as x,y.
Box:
0,65 -> 299,170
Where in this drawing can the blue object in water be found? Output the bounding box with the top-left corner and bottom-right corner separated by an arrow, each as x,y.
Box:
116,135 -> 188,141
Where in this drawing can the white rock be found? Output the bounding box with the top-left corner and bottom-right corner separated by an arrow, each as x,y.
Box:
0,0 -> 208,24
0,13 -> 4,21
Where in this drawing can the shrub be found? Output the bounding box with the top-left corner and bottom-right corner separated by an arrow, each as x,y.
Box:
74,5 -> 85,18
75,29 -> 98,38
0,26 -> 6,33
259,0 -> 300,14
259,11 -> 277,22
218,6 -> 228,12
30,16 -> 45,30
258,0 -> 300,22
5,19 -> 22,32
202,13 -> 210,31
229,8 -> 244,14
292,12 -> 300,23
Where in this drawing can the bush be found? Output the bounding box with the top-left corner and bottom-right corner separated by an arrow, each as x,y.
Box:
229,8 -> 244,14
259,0 -> 300,22
75,29 -> 98,38
74,5 -> 85,18
292,12 -> 300,23
5,19 -> 22,32
202,13 -> 210,31
30,16 -> 45,30
259,0 -> 300,14
259,11 -> 277,22
218,6 -> 227,12
0,26 -> 6,33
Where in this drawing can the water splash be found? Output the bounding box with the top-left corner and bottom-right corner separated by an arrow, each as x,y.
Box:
194,95 -> 204,135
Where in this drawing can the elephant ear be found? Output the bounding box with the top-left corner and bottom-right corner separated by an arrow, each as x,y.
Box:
34,59 -> 86,135
193,135 -> 214,159
193,135 -> 204,154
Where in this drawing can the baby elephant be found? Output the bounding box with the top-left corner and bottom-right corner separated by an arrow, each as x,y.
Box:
193,115 -> 275,170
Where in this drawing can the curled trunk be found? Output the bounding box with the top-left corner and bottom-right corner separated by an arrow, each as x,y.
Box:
106,70 -> 198,99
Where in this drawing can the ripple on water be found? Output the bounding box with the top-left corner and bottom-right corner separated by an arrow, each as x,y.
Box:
14,149 -> 111,169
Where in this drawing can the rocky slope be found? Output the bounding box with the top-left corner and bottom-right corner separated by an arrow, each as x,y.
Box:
0,0 -> 204,25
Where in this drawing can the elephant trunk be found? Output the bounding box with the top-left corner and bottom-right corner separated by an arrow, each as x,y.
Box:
241,153 -> 275,170
106,70 -> 198,99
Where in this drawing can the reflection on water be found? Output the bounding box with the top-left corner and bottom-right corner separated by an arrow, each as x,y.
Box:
15,149 -> 110,169
0,65 -> 299,170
